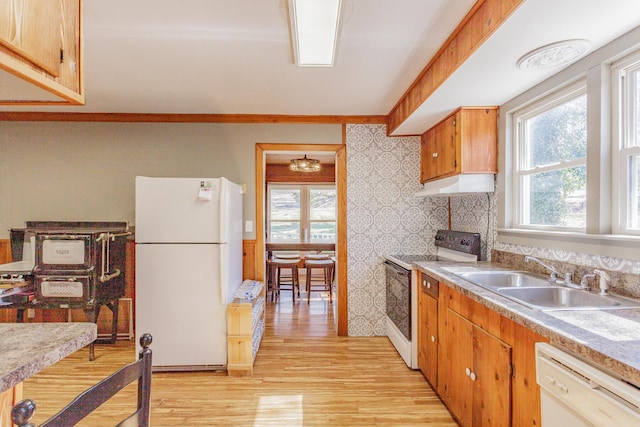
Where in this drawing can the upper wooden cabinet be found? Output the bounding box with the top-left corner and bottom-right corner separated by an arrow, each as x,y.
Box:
420,107 -> 498,184
0,0 -> 84,105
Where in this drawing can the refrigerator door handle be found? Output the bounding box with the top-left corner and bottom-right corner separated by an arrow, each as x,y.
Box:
219,178 -> 228,244
219,243 -> 228,304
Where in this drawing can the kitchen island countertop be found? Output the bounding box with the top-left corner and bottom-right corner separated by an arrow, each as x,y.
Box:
414,261 -> 640,387
0,322 -> 97,392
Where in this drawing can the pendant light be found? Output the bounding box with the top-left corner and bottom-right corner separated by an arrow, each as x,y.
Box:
289,154 -> 321,172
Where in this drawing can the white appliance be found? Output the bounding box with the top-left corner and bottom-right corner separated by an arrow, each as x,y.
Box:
383,230 -> 481,369
135,176 -> 243,371
536,343 -> 640,426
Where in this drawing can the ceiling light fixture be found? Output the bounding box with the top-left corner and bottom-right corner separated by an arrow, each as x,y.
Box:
290,154 -> 321,172
517,39 -> 590,71
288,0 -> 342,66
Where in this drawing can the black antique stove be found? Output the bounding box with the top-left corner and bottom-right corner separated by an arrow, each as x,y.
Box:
3,221 -> 131,360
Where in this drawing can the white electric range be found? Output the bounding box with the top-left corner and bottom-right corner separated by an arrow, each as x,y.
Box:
383,230 -> 481,369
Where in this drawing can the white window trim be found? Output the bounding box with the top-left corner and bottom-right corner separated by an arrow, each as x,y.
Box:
511,80 -> 587,232
497,24 -> 640,261
267,184 -> 302,242
267,183 -> 336,242
612,51 -> 640,235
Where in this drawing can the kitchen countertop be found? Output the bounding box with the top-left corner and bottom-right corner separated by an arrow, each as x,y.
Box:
0,322 -> 97,392
414,261 -> 640,388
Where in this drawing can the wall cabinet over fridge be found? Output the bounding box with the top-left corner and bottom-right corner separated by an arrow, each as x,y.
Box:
420,107 -> 498,184
0,0 -> 84,105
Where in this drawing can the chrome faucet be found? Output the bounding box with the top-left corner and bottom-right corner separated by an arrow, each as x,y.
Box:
579,273 -> 596,291
524,256 -> 562,282
580,269 -> 611,294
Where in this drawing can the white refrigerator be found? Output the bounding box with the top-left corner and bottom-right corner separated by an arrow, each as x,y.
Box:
135,176 -> 243,370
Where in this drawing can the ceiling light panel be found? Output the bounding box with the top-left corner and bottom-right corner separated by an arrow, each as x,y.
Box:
290,0 -> 342,66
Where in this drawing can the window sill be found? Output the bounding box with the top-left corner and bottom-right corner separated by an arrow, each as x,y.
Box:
497,228 -> 640,261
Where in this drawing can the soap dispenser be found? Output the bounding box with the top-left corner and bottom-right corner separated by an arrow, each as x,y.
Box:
593,269 -> 610,296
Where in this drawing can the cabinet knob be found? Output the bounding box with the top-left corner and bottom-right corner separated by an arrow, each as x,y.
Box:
465,367 -> 471,376
422,280 -> 427,286
470,372 -> 477,381
427,282 -> 431,289
432,152 -> 439,158
430,335 -> 436,342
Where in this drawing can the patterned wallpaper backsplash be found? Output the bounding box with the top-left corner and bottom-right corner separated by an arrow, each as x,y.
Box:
346,124 -> 426,336
346,124 -> 640,336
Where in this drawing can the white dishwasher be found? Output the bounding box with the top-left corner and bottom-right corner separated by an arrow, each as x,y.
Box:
536,343 -> 640,426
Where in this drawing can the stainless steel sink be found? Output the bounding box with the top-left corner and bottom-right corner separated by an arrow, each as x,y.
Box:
497,287 -> 640,311
455,271 -> 551,288
451,269 -> 640,311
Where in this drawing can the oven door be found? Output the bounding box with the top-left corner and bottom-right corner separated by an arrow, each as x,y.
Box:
384,260 -> 411,339
34,274 -> 94,303
34,234 -> 93,272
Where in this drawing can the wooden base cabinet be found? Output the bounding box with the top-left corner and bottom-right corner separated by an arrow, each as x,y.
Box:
442,308 -> 511,426
436,281 -> 547,427
417,272 -> 439,386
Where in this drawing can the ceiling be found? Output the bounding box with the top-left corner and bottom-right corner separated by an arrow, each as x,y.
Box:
3,0 -> 640,135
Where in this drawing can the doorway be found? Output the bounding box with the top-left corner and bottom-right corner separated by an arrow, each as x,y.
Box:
255,143 -> 347,335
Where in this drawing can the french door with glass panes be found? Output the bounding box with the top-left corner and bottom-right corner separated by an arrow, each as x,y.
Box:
267,184 -> 336,242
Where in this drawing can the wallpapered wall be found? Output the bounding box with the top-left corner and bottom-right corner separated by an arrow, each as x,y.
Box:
346,124 -> 426,336
346,123 -> 640,337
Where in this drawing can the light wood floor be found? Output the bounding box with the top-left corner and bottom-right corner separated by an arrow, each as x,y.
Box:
22,289 -> 457,426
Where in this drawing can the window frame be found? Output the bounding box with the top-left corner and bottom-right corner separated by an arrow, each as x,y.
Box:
267,183 -> 336,242
267,184 -> 302,242
497,27 -> 640,261
612,50 -> 640,236
511,80 -> 588,232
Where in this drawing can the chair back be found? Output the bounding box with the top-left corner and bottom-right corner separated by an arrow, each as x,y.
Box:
12,333 -> 153,427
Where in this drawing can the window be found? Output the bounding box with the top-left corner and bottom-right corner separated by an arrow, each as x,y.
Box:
268,184 -> 336,242
513,82 -> 587,231
613,51 -> 640,235
499,35 -> 640,259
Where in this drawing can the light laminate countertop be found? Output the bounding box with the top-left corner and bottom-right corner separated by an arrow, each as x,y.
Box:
0,322 -> 97,392
414,261 -> 640,387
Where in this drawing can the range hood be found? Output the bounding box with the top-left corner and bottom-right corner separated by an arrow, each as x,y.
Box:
414,174 -> 495,197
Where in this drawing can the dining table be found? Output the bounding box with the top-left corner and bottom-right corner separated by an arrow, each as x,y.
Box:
265,241 -> 336,260
265,241 -> 336,301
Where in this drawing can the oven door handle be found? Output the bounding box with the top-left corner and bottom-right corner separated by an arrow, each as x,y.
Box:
384,260 -> 411,277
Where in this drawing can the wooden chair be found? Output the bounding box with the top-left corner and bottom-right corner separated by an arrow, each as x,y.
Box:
12,333 -> 153,427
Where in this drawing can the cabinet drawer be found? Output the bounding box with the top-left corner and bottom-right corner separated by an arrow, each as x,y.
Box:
420,273 -> 439,299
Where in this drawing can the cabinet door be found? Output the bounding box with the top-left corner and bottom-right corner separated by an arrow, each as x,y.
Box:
444,308 -> 474,427
420,129 -> 438,183
436,113 -> 458,178
418,282 -> 429,374
424,293 -> 438,385
472,324 -> 512,427
421,113 -> 458,182
0,0 -> 62,76
418,280 -> 438,386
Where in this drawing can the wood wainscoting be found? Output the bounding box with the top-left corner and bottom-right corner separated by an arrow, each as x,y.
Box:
242,239 -> 257,280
